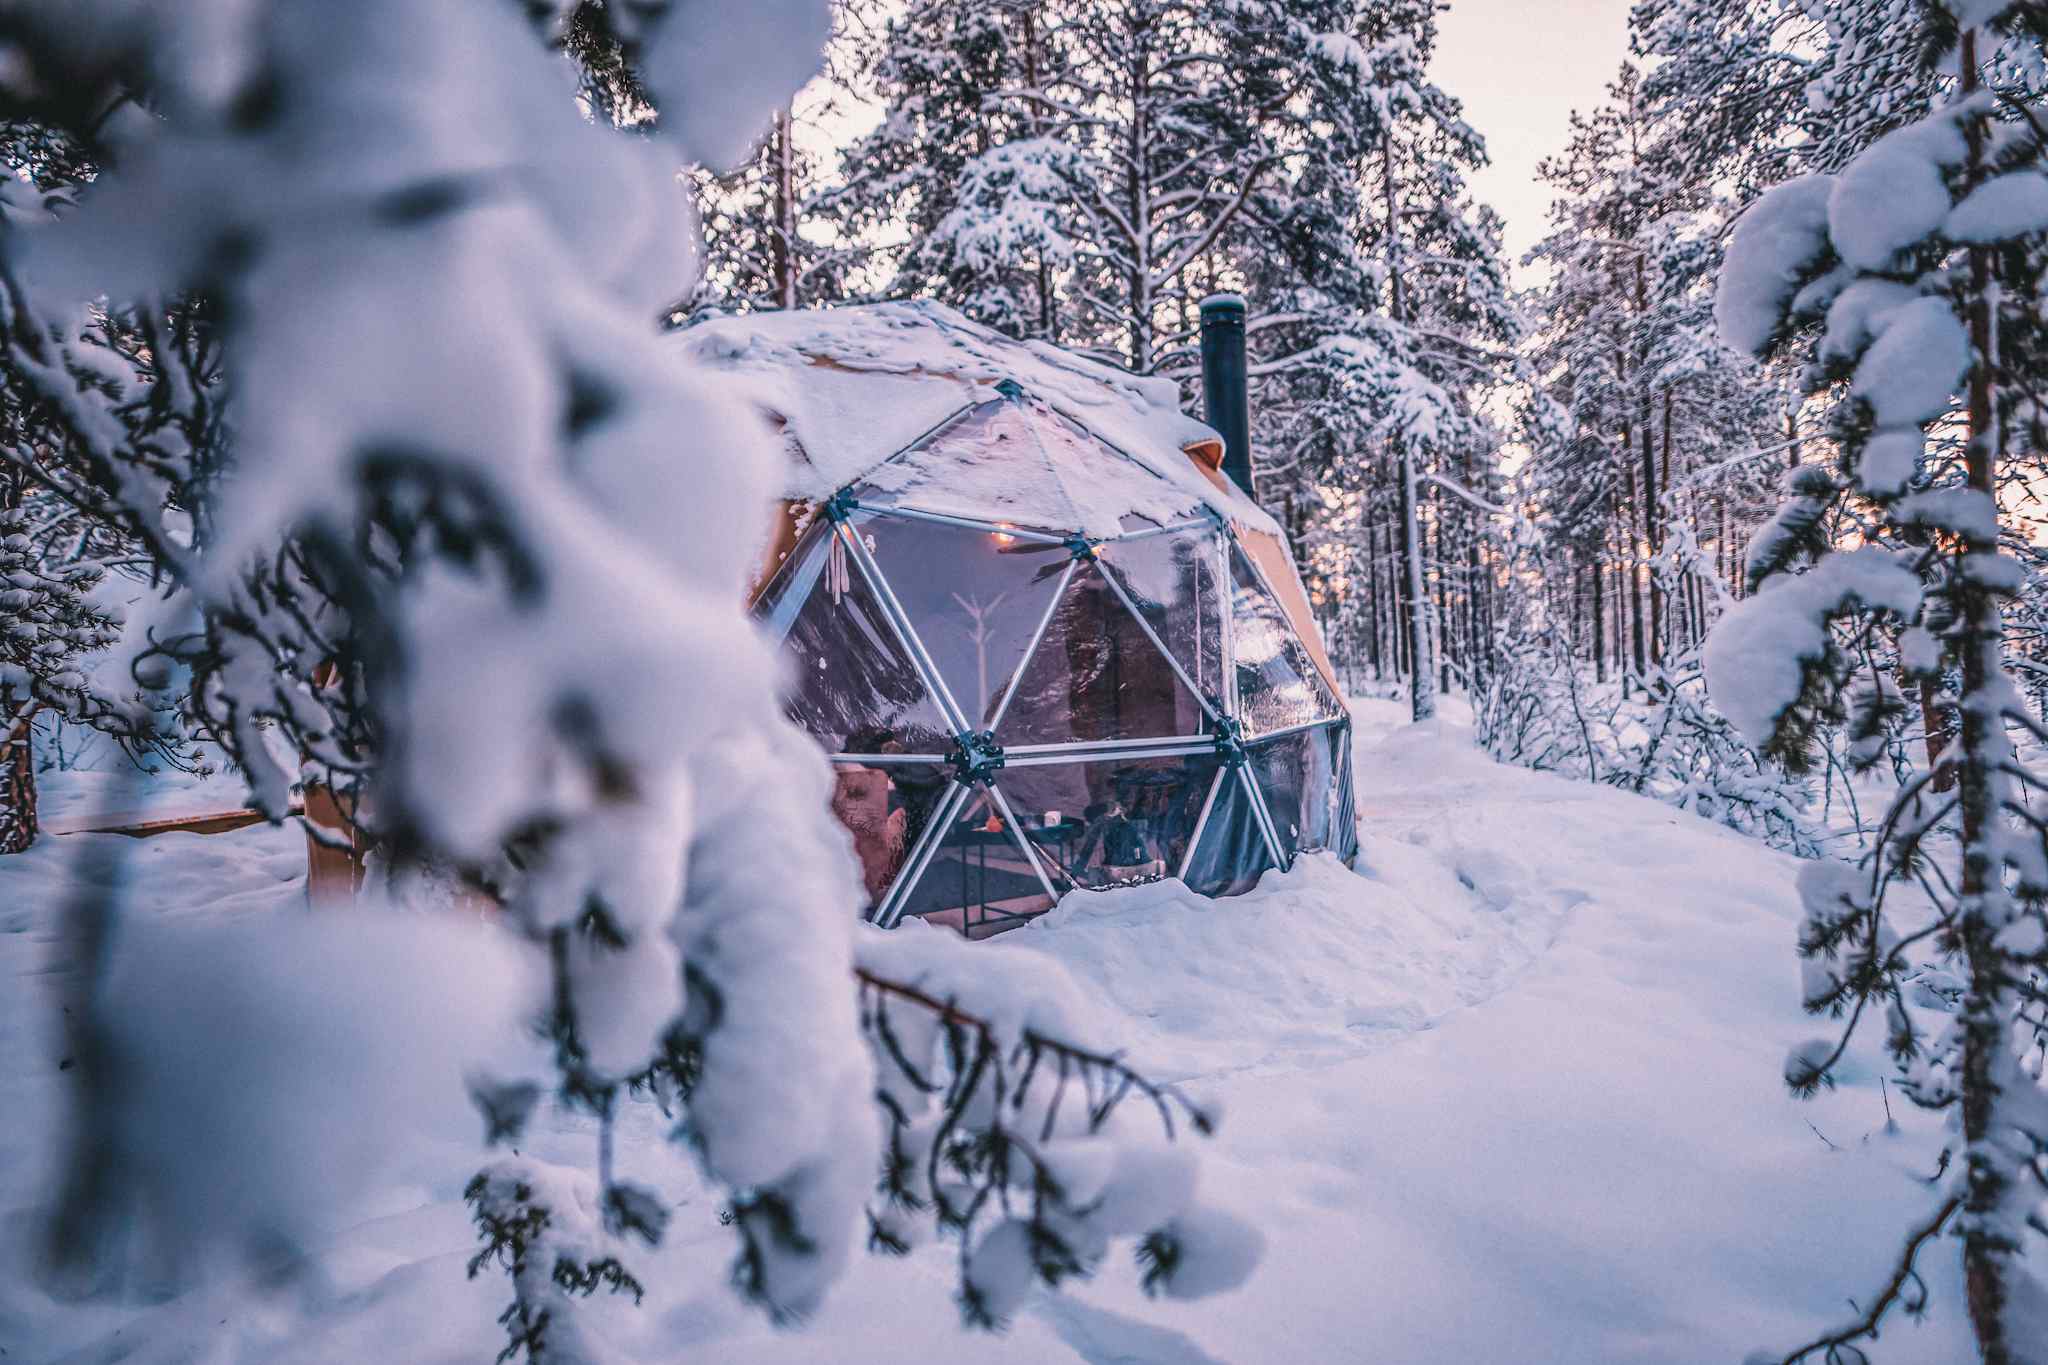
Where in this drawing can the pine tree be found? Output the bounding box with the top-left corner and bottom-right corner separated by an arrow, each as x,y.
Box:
825,1 -> 1521,715
1702,5 -> 2048,1357
0,486 -> 121,852
1632,0 -> 1938,198
693,97 -> 856,314
1634,0 -> 1992,777
837,1 -> 1401,367
687,4 -> 873,317
825,0 -> 1062,336
1246,0 -> 1521,720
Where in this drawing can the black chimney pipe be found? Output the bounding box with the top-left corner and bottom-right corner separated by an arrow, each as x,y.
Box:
1199,294 -> 1254,499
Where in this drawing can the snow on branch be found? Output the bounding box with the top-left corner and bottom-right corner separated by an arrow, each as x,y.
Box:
1703,548 -> 1922,754
1716,175 -> 1836,356
852,964 -> 1257,1323
462,942 -> 1257,1357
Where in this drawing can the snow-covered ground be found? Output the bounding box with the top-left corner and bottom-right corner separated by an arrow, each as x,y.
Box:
0,701 -> 1975,1363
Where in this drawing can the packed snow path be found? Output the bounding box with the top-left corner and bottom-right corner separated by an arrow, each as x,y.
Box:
0,702 -> 1973,1362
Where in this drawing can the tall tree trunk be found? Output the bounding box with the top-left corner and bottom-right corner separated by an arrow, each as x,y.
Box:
1391,511 -> 1411,678
1621,453 -> 1647,683
1718,497 -> 1735,600
1021,6 -> 1055,340
1953,33 -> 2019,1360
1365,513 -> 1384,679
1571,563 -> 1583,657
1430,479 -> 1449,698
1464,512 -> 1483,694
1591,551 -> 1607,683
1398,443 -> 1435,721
0,461 -> 32,855
1650,387 -> 1672,666
1124,18 -> 1152,371
1634,264 -> 1663,674
1687,557 -> 1707,654
1482,539 -> 1497,680
1380,130 -> 1432,720
1614,554 -> 1628,686
769,106 -> 797,310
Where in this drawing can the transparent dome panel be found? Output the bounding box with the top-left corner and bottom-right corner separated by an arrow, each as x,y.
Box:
890,784 -> 1054,939
1331,724 -> 1359,863
751,520 -> 831,643
1180,766 -> 1275,898
855,396 -> 1204,539
1096,528 -> 1225,708
1248,724 -> 1342,862
1227,545 -> 1343,737
997,560 -> 1206,747
854,512 -> 1070,731
771,528 -> 953,754
998,751 -> 1223,892
854,400 -> 1084,534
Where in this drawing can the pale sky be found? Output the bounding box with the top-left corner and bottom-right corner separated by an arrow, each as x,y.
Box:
1430,0 -> 1636,273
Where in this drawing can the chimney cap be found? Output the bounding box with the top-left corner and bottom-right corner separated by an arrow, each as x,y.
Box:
1198,293 -> 1246,317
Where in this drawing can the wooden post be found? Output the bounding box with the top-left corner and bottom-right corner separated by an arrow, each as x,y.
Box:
1,697 -> 36,855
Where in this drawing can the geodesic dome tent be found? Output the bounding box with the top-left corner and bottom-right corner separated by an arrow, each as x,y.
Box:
684,301 -> 1357,938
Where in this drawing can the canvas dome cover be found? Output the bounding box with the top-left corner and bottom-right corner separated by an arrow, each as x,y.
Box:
687,302 -> 1357,937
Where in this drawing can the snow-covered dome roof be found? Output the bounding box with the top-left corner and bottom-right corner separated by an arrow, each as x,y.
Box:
674,299 -> 1277,539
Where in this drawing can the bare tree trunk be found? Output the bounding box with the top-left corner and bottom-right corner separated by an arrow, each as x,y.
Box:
1380,130 -> 1432,721
1621,454 -> 1647,683
1398,443 -> 1435,721
1633,267 -> 1663,674
1021,6 -> 1055,340
1482,539 -> 1497,681
1365,512 -> 1384,679
1953,33 -> 2019,1359
1609,513 -> 1624,688
1125,20 -> 1152,371
1464,510 -> 1483,694
1649,387 -> 1670,667
1570,563 -> 1582,657
1429,478 -> 1449,698
769,106 -> 797,310
0,464 -> 34,855
1392,509 -> 1411,679
1591,552 -> 1606,683
1688,557 -> 1707,654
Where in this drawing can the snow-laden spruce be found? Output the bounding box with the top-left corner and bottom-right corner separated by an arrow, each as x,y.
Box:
1702,7 -> 2048,1359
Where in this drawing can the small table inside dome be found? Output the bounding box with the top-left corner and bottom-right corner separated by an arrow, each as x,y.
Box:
950,816 -> 1086,932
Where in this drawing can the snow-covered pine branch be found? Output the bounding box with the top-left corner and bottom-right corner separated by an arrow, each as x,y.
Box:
462,923 -> 1254,1360
2,2 -> 1263,1351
